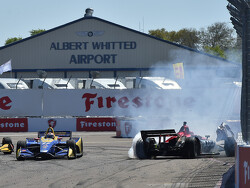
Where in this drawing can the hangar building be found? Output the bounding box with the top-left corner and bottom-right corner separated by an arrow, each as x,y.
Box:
0,8 -> 240,81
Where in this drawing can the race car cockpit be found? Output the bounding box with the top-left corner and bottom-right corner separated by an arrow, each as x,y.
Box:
177,122 -> 194,137
44,127 -> 55,139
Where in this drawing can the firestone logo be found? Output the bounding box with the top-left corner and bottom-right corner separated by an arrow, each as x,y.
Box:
80,121 -> 116,128
0,118 -> 28,132
125,122 -> 132,135
244,161 -> 250,184
48,119 -> 57,128
0,122 -> 24,128
82,93 -> 164,112
76,118 -> 117,131
0,96 -> 12,110
81,93 -> 196,112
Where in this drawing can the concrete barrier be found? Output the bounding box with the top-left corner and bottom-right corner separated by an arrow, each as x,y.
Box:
0,117 -> 117,132
235,144 -> 250,188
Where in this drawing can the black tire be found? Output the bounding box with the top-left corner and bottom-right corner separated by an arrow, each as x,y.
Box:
135,138 -> 150,159
2,137 -> 12,145
66,140 -> 77,159
224,137 -> 236,157
183,137 -> 198,159
16,141 -> 26,161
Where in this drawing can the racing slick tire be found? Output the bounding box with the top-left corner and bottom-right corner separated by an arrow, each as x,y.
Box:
16,141 -> 26,161
135,138 -> 151,159
2,137 -> 12,145
183,137 -> 198,159
224,137 -> 236,157
67,140 -> 77,159
2,137 -> 14,154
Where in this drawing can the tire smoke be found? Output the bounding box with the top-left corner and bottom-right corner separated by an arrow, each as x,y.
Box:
128,132 -> 141,158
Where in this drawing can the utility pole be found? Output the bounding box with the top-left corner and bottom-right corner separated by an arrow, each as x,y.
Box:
227,0 -> 250,143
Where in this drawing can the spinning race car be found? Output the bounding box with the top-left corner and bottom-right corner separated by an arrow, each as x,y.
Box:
16,126 -> 83,160
0,137 -> 14,154
135,123 -> 217,159
216,122 -> 236,157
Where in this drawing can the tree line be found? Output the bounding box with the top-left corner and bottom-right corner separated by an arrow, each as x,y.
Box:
5,29 -> 46,45
5,22 -> 241,63
149,22 -> 241,63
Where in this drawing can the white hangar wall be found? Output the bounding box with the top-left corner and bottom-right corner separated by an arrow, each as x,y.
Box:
0,15 -> 238,78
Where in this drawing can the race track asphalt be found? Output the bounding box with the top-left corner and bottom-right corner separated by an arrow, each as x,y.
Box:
0,132 -> 234,188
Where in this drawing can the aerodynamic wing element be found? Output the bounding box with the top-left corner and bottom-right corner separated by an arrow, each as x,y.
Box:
38,131 -> 72,138
141,129 -> 178,142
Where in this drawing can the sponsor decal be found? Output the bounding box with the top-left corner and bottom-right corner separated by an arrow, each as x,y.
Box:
77,117 -> 117,131
125,122 -> 132,136
0,118 -> 28,132
42,143 -> 48,149
48,119 -> 57,128
239,146 -> 250,187
0,96 -> 12,110
81,92 -> 195,112
244,161 -> 250,184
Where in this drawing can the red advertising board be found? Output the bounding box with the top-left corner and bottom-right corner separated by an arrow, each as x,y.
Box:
0,118 -> 28,132
77,117 -> 117,131
238,146 -> 250,188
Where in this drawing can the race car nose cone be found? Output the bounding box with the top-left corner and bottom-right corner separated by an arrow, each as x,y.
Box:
40,142 -> 52,153
40,149 -> 49,153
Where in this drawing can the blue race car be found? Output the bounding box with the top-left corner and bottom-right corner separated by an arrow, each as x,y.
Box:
16,127 -> 83,160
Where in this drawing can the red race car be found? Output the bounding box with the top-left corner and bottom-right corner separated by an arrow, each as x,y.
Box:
135,126 -> 217,159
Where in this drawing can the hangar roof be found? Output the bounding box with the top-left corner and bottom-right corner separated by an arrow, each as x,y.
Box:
0,16 -> 238,66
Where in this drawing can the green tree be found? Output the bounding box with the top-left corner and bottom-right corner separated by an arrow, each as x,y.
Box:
30,29 -> 46,36
148,22 -> 240,60
174,28 -> 199,49
225,34 -> 242,63
198,22 -> 236,50
149,28 -> 199,49
148,28 -> 168,40
5,37 -> 22,45
204,45 -> 226,59
4,29 -> 46,46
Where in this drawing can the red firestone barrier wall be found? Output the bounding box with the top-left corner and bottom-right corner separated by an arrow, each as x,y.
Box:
0,117 -> 117,132
235,145 -> 250,188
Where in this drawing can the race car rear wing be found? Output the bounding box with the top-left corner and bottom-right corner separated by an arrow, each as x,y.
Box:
38,131 -> 72,138
141,129 -> 178,142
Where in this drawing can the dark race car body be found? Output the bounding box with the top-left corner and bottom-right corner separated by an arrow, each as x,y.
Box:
135,129 -> 217,159
216,123 -> 236,157
16,127 -> 83,160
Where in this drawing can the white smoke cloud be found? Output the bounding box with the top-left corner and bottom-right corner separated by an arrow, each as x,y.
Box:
123,49 -> 241,159
128,132 -> 141,159
138,51 -> 240,138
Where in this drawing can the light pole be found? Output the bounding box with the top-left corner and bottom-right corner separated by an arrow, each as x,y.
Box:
227,0 -> 250,143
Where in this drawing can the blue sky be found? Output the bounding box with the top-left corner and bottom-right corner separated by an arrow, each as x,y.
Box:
0,0 -> 232,46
